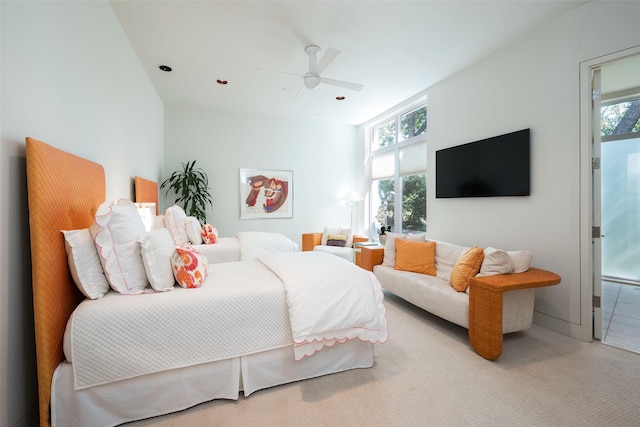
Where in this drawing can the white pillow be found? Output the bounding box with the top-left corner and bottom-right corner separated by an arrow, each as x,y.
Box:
508,250 -> 533,273
321,226 -> 353,247
184,216 -> 203,245
477,247 -> 514,277
164,205 -> 190,245
431,240 -> 470,282
90,199 -> 149,294
62,229 -> 110,299
382,232 -> 403,267
152,214 -> 165,230
139,228 -> 176,292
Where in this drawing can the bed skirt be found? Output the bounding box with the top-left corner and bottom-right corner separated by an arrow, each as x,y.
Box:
51,340 -> 375,427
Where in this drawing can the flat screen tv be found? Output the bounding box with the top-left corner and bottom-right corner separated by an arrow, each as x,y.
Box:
435,128 -> 530,198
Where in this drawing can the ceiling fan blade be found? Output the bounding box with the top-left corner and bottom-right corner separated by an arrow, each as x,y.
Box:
320,77 -> 364,92
315,47 -> 340,75
257,68 -> 303,78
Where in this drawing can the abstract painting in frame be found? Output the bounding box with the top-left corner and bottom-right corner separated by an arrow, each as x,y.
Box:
239,168 -> 293,219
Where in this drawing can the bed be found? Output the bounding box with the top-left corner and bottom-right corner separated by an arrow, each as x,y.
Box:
26,138 -> 388,427
134,176 -> 300,262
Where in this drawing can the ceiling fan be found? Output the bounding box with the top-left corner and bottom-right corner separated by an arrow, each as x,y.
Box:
263,45 -> 364,92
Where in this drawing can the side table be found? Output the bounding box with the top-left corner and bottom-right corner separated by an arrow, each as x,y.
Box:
354,244 -> 384,271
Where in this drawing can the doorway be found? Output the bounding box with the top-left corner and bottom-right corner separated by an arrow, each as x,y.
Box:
595,53 -> 640,353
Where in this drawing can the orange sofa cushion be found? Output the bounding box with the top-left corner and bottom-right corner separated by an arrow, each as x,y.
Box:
394,240 -> 436,276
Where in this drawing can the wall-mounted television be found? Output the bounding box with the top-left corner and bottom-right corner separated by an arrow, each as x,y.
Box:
435,128 -> 530,198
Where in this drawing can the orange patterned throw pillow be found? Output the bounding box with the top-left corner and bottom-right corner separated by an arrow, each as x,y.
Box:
171,246 -> 208,288
450,247 -> 485,292
201,224 -> 218,244
394,240 -> 437,276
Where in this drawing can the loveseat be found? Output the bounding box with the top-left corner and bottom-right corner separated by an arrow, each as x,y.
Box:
372,232 -> 560,360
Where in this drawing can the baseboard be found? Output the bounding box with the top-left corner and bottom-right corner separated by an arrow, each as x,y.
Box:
533,310 -> 592,342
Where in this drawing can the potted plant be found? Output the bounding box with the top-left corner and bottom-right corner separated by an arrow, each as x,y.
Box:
161,160 -> 213,224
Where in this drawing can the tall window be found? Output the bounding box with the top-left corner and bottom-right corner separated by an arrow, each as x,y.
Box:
369,104 -> 427,236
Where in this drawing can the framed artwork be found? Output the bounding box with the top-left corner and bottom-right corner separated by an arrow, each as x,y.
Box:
239,169 -> 293,219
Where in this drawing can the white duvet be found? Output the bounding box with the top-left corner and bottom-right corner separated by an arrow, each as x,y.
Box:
259,252 -> 389,360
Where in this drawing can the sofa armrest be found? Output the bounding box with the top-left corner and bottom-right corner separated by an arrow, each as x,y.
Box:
469,267 -> 561,292
353,235 -> 369,245
301,233 -> 323,251
356,246 -> 385,271
468,267 -> 561,360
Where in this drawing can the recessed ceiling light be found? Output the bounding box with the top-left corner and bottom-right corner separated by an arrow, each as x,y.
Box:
158,65 -> 172,72
216,79 -> 228,85
336,96 -> 346,101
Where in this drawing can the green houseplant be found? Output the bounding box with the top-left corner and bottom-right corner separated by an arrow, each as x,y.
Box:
161,160 -> 213,224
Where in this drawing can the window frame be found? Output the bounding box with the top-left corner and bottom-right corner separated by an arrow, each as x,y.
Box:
367,100 -> 427,237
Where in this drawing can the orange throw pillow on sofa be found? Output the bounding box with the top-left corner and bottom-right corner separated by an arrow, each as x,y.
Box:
450,247 -> 485,292
394,240 -> 436,276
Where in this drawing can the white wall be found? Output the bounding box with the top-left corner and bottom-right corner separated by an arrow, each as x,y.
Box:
0,1 -> 164,426
164,107 -> 362,246
426,1 -> 640,340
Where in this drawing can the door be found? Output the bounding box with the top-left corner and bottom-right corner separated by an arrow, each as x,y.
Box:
590,51 -> 640,343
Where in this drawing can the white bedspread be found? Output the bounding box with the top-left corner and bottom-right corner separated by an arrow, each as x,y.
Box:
66,261 -> 292,389
258,252 -> 389,360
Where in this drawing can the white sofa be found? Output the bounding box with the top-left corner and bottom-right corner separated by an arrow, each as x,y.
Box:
372,233 -> 555,339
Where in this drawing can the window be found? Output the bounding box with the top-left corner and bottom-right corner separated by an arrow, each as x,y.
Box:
369,103 -> 427,236
601,98 -> 640,139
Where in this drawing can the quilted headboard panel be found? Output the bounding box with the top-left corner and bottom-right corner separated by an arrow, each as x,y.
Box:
25,137 -> 105,426
134,175 -> 159,214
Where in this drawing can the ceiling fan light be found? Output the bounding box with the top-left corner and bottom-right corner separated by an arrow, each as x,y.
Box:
303,74 -> 321,89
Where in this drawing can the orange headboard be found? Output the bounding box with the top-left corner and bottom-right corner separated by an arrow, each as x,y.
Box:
26,137 -> 105,427
134,176 -> 159,214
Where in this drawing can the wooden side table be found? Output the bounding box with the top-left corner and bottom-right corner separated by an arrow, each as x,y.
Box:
355,245 -> 384,271
468,267 -> 561,360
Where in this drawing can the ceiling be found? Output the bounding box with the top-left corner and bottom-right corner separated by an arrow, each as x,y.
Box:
110,1 -> 587,126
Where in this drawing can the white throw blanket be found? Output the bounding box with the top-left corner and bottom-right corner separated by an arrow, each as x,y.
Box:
238,231 -> 300,260
258,252 -> 389,360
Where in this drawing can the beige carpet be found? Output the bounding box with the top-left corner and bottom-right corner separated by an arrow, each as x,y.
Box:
126,292 -> 640,426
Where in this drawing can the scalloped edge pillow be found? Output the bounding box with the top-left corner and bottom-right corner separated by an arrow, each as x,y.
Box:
62,229 -> 110,299
450,247 -> 484,292
90,199 -> 149,295
394,239 -> 436,276
171,246 -> 208,288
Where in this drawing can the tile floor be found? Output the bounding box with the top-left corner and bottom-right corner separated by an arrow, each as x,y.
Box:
601,280 -> 640,354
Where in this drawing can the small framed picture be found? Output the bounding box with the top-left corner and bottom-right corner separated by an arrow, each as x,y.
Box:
239,169 -> 293,219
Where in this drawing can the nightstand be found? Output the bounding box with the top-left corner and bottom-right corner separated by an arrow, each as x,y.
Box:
354,244 -> 384,271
